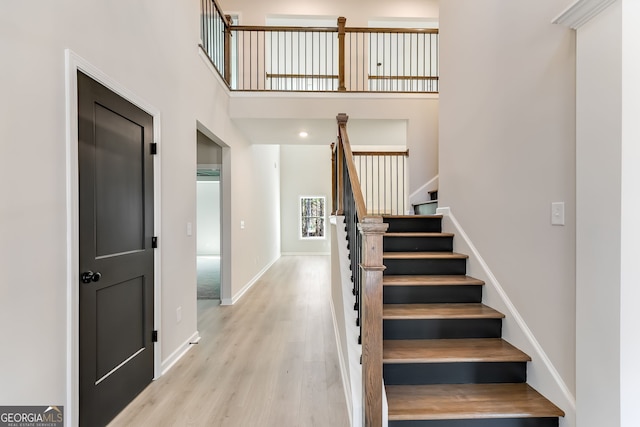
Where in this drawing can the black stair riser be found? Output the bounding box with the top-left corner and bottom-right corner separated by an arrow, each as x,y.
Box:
384,285 -> 482,304
384,258 -> 467,276
383,362 -> 527,385
384,236 -> 453,252
384,218 -> 442,233
389,418 -> 558,427
384,318 -> 502,340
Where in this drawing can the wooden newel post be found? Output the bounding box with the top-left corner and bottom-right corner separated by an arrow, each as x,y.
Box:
359,217 -> 388,427
224,14 -> 233,85
337,17 -> 347,92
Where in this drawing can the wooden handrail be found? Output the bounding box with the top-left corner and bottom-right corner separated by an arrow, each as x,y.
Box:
337,114 -> 367,221
203,0 -> 226,19
353,150 -> 409,157
229,25 -> 439,35
231,25 -> 338,32
346,27 -> 439,34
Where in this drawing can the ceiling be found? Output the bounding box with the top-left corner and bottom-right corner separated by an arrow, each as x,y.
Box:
231,118 -> 407,147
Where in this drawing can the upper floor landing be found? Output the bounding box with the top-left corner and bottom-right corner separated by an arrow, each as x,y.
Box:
201,0 -> 440,94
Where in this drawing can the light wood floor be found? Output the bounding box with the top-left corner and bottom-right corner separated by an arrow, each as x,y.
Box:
109,255 -> 349,427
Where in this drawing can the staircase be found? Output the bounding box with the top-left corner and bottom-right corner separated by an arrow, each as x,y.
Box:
381,214 -> 564,427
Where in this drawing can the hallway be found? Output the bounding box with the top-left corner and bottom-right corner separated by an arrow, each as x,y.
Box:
109,255 -> 349,427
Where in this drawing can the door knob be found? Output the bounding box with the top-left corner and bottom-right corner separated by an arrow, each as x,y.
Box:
81,271 -> 102,283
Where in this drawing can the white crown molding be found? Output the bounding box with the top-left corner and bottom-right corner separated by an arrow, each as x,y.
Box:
552,0 -> 618,29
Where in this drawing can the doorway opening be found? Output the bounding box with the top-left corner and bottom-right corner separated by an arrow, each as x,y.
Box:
196,130 -> 224,309
196,164 -> 221,300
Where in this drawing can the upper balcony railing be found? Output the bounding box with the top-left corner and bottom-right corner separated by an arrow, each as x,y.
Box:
200,0 -> 439,93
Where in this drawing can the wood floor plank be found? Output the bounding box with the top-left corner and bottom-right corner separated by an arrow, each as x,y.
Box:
383,275 -> 484,286
386,383 -> 565,420
383,338 -> 531,363
108,255 -> 349,427
384,252 -> 468,259
383,303 -> 505,319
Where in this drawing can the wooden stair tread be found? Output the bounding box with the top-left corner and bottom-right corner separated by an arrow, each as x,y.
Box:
385,232 -> 454,237
383,303 -> 505,319
386,383 -> 565,420
383,214 -> 443,219
384,252 -> 468,260
384,275 -> 484,286
383,338 -> 530,363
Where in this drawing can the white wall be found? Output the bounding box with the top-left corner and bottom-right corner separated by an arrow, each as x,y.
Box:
280,145 -> 332,254
222,0 -> 438,26
619,2 -> 640,424
439,0 -> 577,411
0,0 -> 280,418
575,1 -> 640,425
232,144 -> 281,277
231,96 -> 439,203
197,181 -> 221,255
575,2 -> 621,425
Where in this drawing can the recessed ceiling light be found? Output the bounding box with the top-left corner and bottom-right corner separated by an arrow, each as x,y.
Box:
299,131 -> 308,138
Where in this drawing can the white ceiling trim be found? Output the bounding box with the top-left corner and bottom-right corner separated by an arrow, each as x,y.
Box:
552,0 -> 617,29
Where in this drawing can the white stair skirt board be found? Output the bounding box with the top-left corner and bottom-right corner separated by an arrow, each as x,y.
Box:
436,207 -> 576,427
221,255 -> 280,305
329,298 -> 353,426
332,216 -> 364,427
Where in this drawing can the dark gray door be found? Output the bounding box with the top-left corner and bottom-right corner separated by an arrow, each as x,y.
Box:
78,71 -> 155,427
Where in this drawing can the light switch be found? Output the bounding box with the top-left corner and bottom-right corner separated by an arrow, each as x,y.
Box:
186,222 -> 193,236
551,202 -> 565,226
240,220 -> 245,229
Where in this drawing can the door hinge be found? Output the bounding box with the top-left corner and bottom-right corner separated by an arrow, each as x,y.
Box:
150,143 -> 158,155
152,330 -> 158,342
152,236 -> 158,248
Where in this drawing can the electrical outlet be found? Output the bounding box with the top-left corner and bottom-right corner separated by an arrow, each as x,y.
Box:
551,202 -> 565,226
176,306 -> 182,323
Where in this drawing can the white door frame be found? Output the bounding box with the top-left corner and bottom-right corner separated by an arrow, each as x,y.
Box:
64,49 -> 162,427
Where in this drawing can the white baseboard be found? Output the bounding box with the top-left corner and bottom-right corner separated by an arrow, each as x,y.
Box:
160,331 -> 200,375
329,297 -> 353,426
436,206 -> 576,425
221,255 -> 280,305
